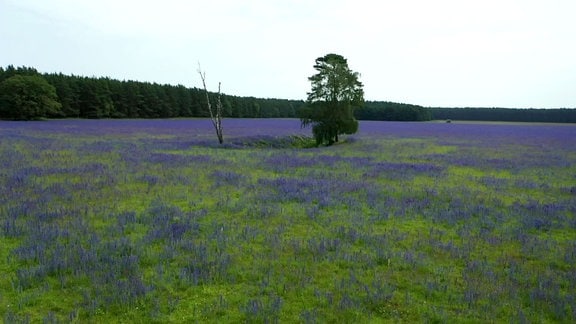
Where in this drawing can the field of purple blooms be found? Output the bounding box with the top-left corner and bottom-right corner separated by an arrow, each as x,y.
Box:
1,118 -> 575,322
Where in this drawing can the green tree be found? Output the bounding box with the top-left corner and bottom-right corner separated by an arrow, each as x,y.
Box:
44,73 -> 80,117
77,78 -> 113,118
299,53 -> 364,145
0,74 -> 62,120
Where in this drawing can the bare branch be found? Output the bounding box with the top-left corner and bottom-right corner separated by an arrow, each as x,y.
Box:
197,63 -> 224,144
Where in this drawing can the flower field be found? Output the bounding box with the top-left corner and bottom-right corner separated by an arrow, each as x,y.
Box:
1,119 -> 575,323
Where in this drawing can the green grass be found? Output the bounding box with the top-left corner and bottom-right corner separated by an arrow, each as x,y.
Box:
1,121 -> 575,323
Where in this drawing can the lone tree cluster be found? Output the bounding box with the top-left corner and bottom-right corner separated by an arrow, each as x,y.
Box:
299,53 -> 364,146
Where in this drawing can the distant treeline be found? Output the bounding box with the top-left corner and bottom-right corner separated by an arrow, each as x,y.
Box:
431,107 -> 576,123
0,66 -> 300,119
0,65 -> 433,121
2,66 -> 574,122
356,101 -> 432,121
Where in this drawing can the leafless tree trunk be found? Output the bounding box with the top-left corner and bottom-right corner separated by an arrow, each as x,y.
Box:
198,64 -> 224,144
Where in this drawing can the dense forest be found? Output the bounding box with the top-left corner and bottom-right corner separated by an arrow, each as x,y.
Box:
1,66 -> 574,122
430,107 -> 576,123
0,66 -> 300,120
0,66 -> 432,121
356,101 -> 431,121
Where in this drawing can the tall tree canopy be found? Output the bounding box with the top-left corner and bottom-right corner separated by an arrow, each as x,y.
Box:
299,53 -> 364,145
0,74 -> 62,120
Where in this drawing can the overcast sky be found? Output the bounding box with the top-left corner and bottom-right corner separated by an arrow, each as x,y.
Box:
1,0 -> 575,108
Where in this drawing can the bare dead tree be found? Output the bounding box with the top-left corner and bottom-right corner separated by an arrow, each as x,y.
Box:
198,64 -> 224,144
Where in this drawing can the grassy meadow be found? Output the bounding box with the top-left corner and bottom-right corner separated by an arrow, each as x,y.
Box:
1,119 -> 575,323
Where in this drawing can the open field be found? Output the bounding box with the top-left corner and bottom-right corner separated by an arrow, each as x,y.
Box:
1,119 -> 575,323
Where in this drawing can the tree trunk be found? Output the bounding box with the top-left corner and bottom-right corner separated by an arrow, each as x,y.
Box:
198,65 -> 224,144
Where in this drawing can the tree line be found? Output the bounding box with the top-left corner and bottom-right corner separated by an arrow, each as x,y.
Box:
0,66 -> 301,120
0,65 -> 435,122
431,107 -> 576,123
3,65 -> 573,123
356,101 -> 432,121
